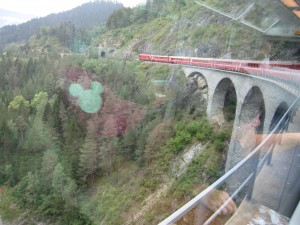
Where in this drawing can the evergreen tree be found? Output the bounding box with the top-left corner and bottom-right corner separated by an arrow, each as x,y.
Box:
0,120 -> 17,159
13,172 -> 41,207
98,138 -> 118,177
63,110 -> 85,178
14,115 -> 28,145
121,129 -> 137,160
31,91 -> 48,113
4,164 -> 15,186
24,97 -> 58,152
40,149 -> 59,185
52,163 -> 67,199
78,122 -> 98,182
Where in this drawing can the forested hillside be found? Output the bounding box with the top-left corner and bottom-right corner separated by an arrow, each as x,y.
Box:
0,37 -> 231,224
96,0 -> 299,60
0,1 -> 123,49
0,0 -> 298,225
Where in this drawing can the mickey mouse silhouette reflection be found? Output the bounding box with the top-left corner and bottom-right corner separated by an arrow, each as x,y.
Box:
69,81 -> 103,113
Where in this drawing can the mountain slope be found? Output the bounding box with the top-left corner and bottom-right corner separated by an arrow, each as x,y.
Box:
0,1 -> 123,49
94,0 -> 299,61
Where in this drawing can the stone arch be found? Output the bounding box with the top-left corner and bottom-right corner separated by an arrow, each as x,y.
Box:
225,86 -> 265,172
269,102 -> 289,132
240,86 -> 265,134
100,51 -> 106,57
223,83 -> 237,122
187,71 -> 204,78
210,78 -> 236,125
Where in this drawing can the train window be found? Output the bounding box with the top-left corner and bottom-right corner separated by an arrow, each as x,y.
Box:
0,1 -> 299,225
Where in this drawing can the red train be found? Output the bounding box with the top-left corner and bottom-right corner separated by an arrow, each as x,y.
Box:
138,54 -> 300,83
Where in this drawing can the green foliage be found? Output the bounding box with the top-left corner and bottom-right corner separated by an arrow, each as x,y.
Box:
40,149 -> 59,185
168,127 -> 231,197
140,178 -> 158,191
82,59 -> 170,105
106,8 -> 135,30
13,172 -> 41,207
52,163 -> 67,194
36,22 -> 76,48
12,161 -> 84,224
78,133 -> 98,182
0,187 -> 21,222
8,95 -> 30,112
0,120 -> 18,152
31,91 -> 48,111
167,119 -> 213,154
212,130 -> 231,151
171,145 -> 223,197
168,131 -> 192,153
82,59 -> 108,74
81,183 -> 134,225
3,164 -> 16,187
60,206 -> 93,225
23,117 -> 54,152
224,104 -> 236,121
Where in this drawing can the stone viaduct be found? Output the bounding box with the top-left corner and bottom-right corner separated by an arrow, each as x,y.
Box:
181,66 -> 298,171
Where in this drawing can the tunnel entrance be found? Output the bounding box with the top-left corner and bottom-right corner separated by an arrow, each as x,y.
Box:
100,51 -> 106,58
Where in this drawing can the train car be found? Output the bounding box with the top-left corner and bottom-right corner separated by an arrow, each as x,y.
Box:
212,59 -> 242,71
138,54 -> 152,61
151,55 -> 170,63
169,56 -> 191,65
190,58 -> 213,67
138,54 -> 300,83
138,54 -> 171,63
262,60 -> 300,71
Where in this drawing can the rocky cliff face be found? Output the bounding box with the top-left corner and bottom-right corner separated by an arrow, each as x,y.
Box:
182,75 -> 208,114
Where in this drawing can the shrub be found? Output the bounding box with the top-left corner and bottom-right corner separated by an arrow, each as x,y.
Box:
140,178 -> 158,191
186,121 -> 202,135
195,127 -> 212,142
212,130 -> 231,151
213,139 -> 225,152
169,131 -> 192,154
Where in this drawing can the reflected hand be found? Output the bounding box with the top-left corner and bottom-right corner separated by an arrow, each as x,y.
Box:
201,190 -> 237,215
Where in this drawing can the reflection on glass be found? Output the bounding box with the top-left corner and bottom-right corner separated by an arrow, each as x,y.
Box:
0,1 -> 299,225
